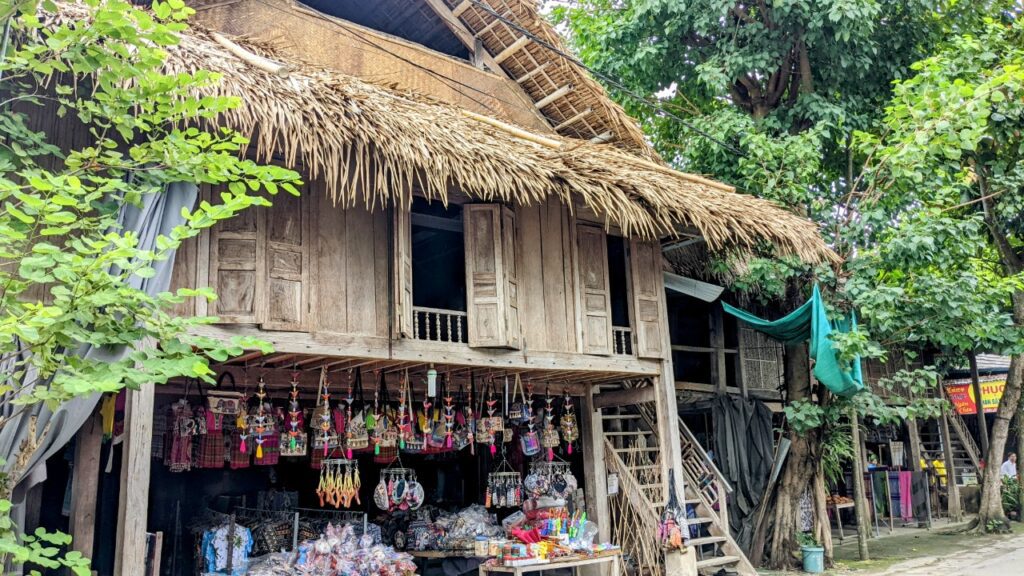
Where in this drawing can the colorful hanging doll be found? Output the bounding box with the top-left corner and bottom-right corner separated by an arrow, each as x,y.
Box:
559,388 -> 578,455
252,376 -> 269,460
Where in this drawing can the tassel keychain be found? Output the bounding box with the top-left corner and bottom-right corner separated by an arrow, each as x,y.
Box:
254,376 -> 268,460
288,372 -> 301,452
345,373 -> 355,459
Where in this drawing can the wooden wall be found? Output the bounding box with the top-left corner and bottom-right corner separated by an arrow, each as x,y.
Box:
169,168 -> 675,366
191,0 -> 552,133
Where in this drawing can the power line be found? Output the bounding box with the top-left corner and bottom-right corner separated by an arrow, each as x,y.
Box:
465,0 -> 746,157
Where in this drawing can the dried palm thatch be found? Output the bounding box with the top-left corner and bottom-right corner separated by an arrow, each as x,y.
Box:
43,2 -> 836,264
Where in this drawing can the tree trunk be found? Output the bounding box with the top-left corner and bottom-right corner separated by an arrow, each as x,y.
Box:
758,341 -> 821,570
974,180 -> 1024,532
1017,403 -> 1024,521
975,352 -> 1022,532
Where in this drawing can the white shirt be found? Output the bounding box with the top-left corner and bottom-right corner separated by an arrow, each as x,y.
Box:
1001,459 -> 1017,478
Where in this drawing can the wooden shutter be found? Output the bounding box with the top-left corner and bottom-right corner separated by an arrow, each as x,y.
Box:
576,225 -> 612,355
208,187 -> 263,324
262,191 -> 309,331
464,204 -> 521,349
500,207 -> 522,349
629,238 -> 664,358
394,204 -> 413,338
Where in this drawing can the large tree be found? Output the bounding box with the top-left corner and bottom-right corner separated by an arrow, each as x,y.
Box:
853,16 -> 1024,532
553,0 -> 1005,567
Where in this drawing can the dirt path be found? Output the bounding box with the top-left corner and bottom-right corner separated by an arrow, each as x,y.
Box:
831,528 -> 1024,575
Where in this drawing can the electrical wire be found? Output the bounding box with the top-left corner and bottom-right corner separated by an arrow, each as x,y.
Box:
465,0 -> 746,157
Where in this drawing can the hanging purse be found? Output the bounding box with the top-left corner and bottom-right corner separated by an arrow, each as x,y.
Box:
520,426 -> 541,456
345,368 -> 370,454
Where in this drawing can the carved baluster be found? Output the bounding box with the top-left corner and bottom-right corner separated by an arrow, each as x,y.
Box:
456,316 -> 463,343
413,310 -> 420,339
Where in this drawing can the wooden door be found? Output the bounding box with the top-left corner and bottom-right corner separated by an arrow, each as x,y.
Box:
629,238 -> 664,358
463,204 -> 521,349
576,225 -> 612,355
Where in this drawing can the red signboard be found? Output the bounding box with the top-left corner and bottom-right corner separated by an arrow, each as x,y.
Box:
945,380 -> 1005,415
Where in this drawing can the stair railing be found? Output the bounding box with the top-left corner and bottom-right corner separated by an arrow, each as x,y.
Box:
939,387 -> 982,471
678,416 -> 733,528
604,439 -> 664,576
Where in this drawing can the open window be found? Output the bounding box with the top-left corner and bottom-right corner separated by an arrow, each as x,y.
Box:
407,197 -> 468,343
607,235 -> 633,355
394,199 -> 520,348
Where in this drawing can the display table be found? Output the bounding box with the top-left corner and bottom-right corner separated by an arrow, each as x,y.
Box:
830,501 -> 855,542
478,551 -> 621,576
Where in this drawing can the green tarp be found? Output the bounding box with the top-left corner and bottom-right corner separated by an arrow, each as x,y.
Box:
722,285 -> 864,397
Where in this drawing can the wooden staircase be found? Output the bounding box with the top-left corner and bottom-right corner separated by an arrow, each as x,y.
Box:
919,415 -> 980,486
599,396 -> 756,576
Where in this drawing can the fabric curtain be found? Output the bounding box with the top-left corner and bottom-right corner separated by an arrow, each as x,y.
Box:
0,182 -> 198,531
722,284 -> 865,397
710,394 -> 774,553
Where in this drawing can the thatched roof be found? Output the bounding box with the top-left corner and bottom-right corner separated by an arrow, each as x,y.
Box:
42,2 -> 836,263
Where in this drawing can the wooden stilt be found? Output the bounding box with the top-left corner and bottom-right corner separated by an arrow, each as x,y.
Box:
114,382 -> 155,576
70,408 -> 103,561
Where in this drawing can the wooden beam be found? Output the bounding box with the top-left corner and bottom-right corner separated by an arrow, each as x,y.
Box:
188,324 -> 663,376
452,0 -> 471,17
589,131 -> 615,144
534,84 -> 573,109
711,306 -> 727,393
493,35 -> 531,64
114,381 -> 156,576
655,265 -> 687,508
515,62 -> 550,84
939,412 -> 963,521
422,0 -> 510,77
593,385 -> 656,409
582,388 -> 612,544
553,107 -> 592,132
70,408 -> 102,562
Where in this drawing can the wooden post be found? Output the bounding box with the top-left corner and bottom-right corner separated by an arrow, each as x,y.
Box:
113,382 -> 156,576
710,307 -> 727,393
582,387 -> 612,545
655,274 -> 686,505
849,410 -> 870,561
70,408 -> 103,561
938,411 -> 963,522
968,351 -> 990,457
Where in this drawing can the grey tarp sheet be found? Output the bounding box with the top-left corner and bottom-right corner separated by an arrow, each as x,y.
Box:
0,182 -> 197,533
711,394 -> 774,553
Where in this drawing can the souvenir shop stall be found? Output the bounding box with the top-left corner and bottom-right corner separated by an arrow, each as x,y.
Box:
147,365 -> 621,576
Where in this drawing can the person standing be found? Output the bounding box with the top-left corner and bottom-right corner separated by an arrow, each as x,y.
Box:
1001,453 -> 1017,478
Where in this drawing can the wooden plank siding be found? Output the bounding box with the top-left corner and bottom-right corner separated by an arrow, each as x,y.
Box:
174,190 -> 670,365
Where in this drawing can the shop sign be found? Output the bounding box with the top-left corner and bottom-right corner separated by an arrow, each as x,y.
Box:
945,379 -> 1006,415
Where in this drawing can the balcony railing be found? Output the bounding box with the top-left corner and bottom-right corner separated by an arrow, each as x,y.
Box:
413,306 -> 468,343
612,326 -> 634,356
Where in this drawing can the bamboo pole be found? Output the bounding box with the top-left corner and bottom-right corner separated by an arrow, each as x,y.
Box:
211,32 -> 293,76
850,409 -> 871,561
